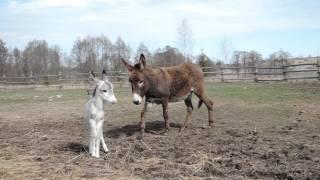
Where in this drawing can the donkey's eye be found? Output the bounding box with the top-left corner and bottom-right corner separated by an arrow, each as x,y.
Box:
102,90 -> 107,92
139,80 -> 144,84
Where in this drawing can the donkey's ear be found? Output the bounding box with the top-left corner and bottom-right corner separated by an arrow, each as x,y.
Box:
102,69 -> 108,81
90,70 -> 99,83
139,54 -> 146,70
121,58 -> 133,72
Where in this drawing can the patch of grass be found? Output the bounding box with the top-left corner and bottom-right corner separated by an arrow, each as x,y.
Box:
0,89 -> 87,105
1,83 -> 319,106
205,83 -> 320,102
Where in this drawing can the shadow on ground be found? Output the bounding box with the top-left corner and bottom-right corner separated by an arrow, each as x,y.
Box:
106,120 -> 181,138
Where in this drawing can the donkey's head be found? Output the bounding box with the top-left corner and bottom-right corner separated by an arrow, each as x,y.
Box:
90,70 -> 117,104
121,54 -> 148,105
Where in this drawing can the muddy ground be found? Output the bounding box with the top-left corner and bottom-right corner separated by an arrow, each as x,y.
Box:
0,83 -> 319,179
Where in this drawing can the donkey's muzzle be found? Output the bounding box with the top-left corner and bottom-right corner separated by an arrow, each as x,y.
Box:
133,101 -> 140,105
132,93 -> 142,105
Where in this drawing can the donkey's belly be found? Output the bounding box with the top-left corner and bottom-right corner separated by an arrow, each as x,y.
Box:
146,98 -> 162,104
169,93 -> 192,102
146,93 -> 191,104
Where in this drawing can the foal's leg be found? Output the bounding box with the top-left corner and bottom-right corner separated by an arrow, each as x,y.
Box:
99,119 -> 109,153
88,119 -> 97,156
95,120 -> 104,158
140,101 -> 148,139
180,94 -> 193,132
161,98 -> 170,130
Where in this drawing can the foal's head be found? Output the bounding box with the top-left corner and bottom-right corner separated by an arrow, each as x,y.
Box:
90,70 -> 117,104
121,54 -> 148,105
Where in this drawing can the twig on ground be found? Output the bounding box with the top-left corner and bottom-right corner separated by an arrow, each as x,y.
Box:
140,140 -> 152,151
122,143 -> 132,163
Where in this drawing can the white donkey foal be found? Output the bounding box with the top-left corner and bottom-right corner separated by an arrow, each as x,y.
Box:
85,70 -> 117,158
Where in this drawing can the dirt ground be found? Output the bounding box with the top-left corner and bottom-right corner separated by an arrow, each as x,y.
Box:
0,83 -> 319,179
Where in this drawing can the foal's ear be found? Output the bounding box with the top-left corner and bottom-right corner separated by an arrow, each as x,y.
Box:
102,69 -> 108,81
89,70 -> 99,83
121,58 -> 133,72
139,54 -> 146,70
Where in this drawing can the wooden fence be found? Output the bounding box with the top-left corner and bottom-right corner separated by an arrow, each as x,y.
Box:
203,60 -> 320,82
0,58 -> 319,90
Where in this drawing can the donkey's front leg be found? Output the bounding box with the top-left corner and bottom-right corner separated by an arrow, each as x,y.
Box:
140,101 -> 148,139
162,98 -> 170,130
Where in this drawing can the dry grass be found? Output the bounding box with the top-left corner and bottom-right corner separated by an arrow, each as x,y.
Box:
0,83 -> 319,179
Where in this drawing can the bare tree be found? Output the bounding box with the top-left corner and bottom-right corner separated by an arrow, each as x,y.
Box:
22,40 -> 49,76
219,35 -> 233,64
177,18 -> 194,63
112,36 -> 131,71
269,49 -> 291,67
153,45 -> 185,67
13,48 -> 22,76
247,50 -> 262,66
95,35 -> 112,71
0,39 -> 8,77
72,36 -> 96,73
135,42 -> 152,64
48,45 -> 61,74
196,52 -> 215,75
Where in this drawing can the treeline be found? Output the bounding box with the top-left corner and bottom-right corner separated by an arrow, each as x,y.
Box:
0,35 -> 292,77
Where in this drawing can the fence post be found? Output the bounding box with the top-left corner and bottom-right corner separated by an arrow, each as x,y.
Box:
119,69 -> 123,88
254,63 -> 258,82
29,72 -> 34,84
58,72 -> 63,89
282,60 -> 287,82
220,66 -> 224,82
317,57 -> 320,81
58,72 -> 62,81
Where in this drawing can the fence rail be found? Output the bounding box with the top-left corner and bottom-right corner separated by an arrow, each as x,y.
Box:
1,59 -> 320,89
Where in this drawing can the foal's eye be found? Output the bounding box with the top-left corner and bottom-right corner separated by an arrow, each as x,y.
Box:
102,90 -> 107,92
139,80 -> 144,84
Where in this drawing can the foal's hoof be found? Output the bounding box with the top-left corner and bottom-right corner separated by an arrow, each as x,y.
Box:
179,127 -> 186,132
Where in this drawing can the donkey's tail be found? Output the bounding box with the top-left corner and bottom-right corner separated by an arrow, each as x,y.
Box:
198,99 -> 203,109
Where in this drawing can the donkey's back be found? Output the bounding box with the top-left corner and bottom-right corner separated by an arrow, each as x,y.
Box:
159,63 -> 205,100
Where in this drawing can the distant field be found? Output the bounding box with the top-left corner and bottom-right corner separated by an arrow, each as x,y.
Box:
0,83 -> 319,179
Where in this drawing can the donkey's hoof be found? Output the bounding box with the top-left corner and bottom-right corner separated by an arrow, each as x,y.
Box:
137,134 -> 144,140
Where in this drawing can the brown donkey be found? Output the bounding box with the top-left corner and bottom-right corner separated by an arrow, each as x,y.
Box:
122,54 -> 213,138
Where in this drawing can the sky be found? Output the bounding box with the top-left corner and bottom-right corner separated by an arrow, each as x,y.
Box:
0,0 -> 320,60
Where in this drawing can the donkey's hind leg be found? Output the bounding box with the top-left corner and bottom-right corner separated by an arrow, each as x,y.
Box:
194,86 -> 214,127
180,93 -> 193,132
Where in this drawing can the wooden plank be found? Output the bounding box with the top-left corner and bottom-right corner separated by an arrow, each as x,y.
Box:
257,67 -> 284,70
257,79 -> 283,82
284,63 -> 318,67
286,76 -> 319,80
256,73 -> 283,75
286,69 -> 318,73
